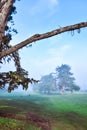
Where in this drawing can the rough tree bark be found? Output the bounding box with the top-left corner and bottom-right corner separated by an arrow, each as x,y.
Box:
0,0 -> 14,47
0,0 -> 23,73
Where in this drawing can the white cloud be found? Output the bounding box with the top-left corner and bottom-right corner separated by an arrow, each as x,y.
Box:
29,0 -> 59,16
49,0 -> 58,7
48,44 -> 71,57
60,44 -> 71,52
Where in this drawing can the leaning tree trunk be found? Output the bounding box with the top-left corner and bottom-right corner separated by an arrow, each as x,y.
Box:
0,0 -> 14,48
0,0 -> 23,72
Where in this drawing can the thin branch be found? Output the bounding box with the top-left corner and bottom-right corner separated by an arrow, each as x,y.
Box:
0,21 -> 87,58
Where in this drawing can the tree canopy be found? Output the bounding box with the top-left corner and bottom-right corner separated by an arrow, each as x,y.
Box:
56,64 -> 80,93
35,73 -> 56,94
33,64 -> 80,94
0,0 -> 87,91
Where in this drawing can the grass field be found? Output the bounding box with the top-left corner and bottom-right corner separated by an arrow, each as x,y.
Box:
0,93 -> 87,130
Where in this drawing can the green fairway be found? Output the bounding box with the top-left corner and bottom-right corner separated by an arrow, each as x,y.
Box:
0,93 -> 87,130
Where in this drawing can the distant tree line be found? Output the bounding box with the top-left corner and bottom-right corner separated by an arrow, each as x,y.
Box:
33,64 -> 80,94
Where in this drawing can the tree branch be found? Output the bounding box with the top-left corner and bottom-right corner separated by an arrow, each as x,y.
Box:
0,21 -> 87,59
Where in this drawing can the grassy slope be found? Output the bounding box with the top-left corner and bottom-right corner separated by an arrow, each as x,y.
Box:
0,93 -> 87,130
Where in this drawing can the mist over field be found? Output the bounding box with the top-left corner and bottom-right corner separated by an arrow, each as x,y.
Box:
0,92 -> 87,130
0,0 -> 87,129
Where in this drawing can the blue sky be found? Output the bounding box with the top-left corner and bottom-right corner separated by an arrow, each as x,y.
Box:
1,0 -> 87,90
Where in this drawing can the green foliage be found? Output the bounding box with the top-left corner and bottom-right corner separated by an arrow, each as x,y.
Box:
70,84 -> 80,91
35,73 -> 56,94
56,64 -> 80,92
0,70 -> 38,92
33,64 -> 80,94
